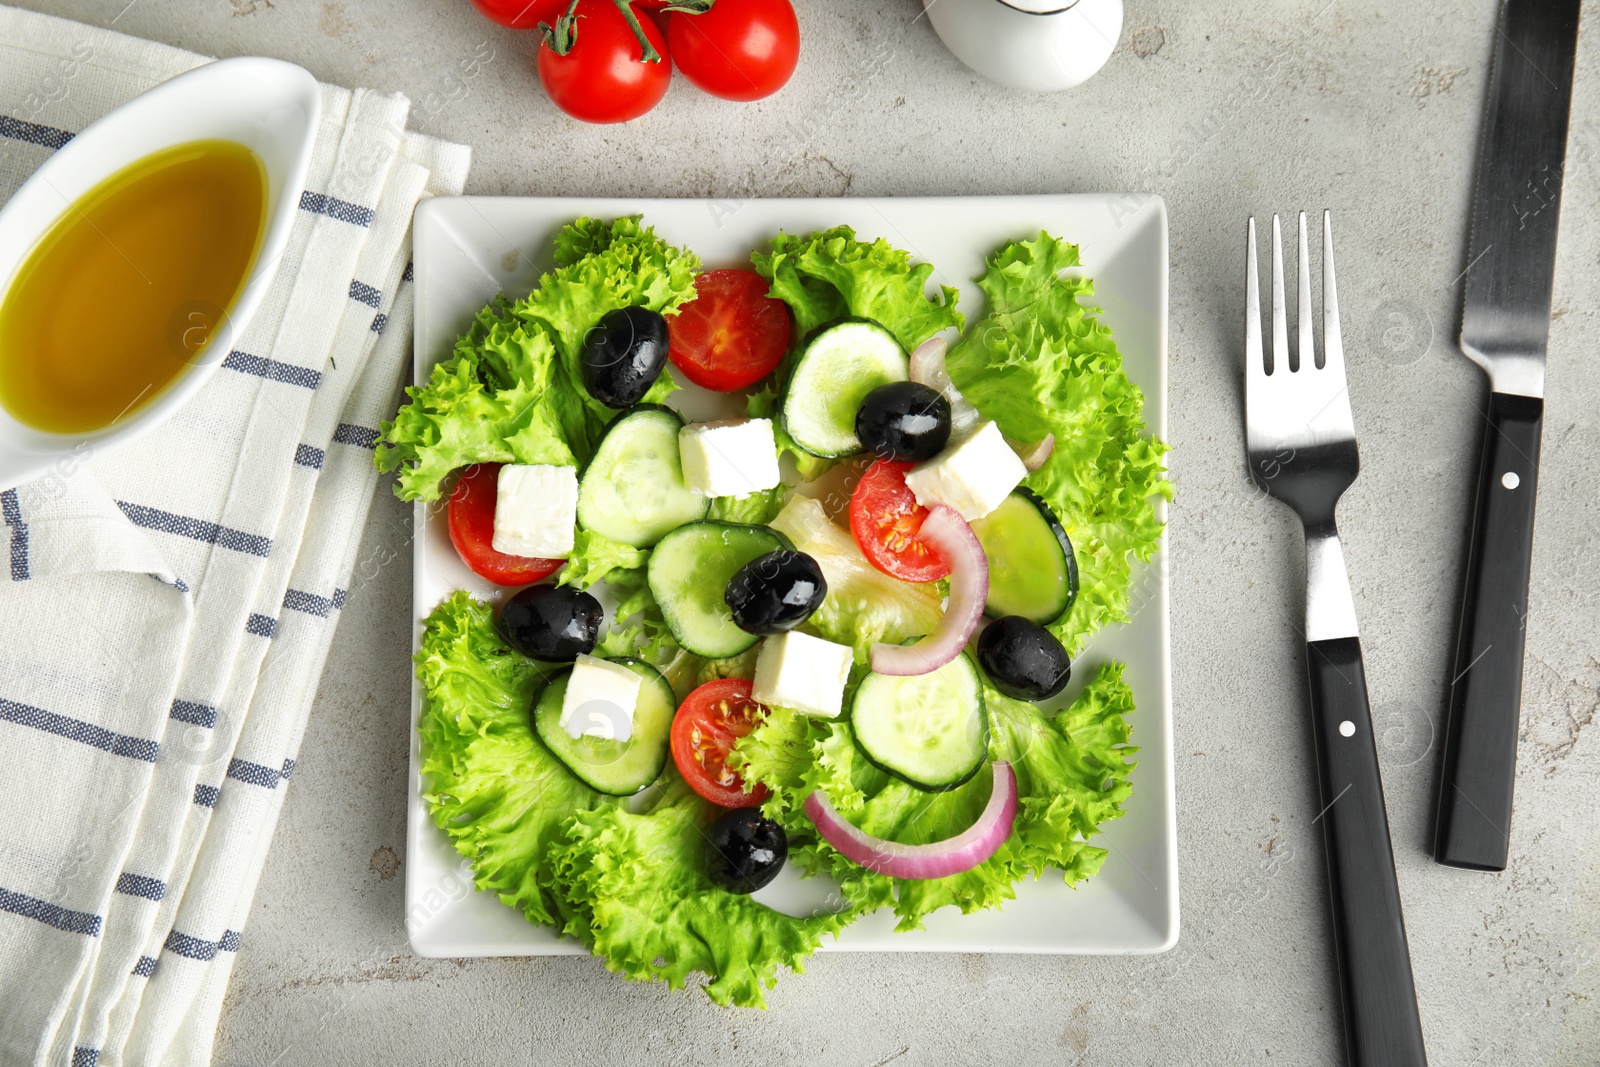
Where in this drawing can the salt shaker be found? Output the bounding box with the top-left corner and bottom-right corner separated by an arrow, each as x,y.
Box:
922,0 -> 1123,92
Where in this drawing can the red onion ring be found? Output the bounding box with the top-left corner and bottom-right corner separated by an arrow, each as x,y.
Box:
869,505 -> 986,677
908,337 -> 983,439
802,762 -> 1018,880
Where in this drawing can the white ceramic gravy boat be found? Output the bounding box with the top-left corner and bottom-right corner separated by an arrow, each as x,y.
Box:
0,56 -> 319,492
923,0 -> 1123,92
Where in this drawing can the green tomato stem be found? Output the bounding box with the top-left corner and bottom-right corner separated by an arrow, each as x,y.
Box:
539,0 -> 583,55
613,0 -> 663,64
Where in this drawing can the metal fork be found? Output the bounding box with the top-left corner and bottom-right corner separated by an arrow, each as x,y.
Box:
1245,212 -> 1428,1067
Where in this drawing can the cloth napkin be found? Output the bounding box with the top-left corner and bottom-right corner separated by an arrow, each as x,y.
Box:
0,8 -> 470,1065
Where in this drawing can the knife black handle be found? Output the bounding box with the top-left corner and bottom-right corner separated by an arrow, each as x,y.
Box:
1306,637 -> 1429,1067
1433,391 -> 1544,871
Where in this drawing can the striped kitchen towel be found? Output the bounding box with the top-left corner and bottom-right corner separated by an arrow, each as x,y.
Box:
0,7 -> 470,1065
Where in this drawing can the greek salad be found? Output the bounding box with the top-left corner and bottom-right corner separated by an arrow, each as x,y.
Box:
379,216 -> 1170,1007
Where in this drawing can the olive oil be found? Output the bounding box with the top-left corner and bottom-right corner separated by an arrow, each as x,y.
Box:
0,139 -> 266,434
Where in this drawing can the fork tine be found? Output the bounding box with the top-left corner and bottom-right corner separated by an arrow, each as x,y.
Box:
1246,217 -> 1264,376
1271,215 -> 1288,376
1297,212 -> 1314,372
1322,210 -> 1344,377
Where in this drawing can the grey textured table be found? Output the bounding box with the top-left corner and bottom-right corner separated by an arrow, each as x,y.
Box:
21,1 -> 1600,1063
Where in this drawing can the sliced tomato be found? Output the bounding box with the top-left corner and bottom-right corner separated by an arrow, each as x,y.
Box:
848,459 -> 952,583
667,269 -> 792,391
447,463 -> 565,586
670,678 -> 770,808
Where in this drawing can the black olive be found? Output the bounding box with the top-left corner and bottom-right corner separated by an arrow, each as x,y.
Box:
704,808 -> 787,894
855,381 -> 952,462
579,305 -> 669,408
725,550 -> 827,635
499,584 -> 602,662
977,616 -> 1072,702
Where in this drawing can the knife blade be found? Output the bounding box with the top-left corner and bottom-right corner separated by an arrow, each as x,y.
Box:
1434,0 -> 1581,872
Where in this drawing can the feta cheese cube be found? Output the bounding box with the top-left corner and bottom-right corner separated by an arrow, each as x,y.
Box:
678,418 -> 781,498
560,655 -> 642,741
752,631 -> 854,719
903,421 -> 1027,521
492,463 -> 577,558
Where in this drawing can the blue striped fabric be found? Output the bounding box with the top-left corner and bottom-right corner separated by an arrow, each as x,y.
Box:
282,588 -> 338,618
131,955 -> 157,978
332,424 -> 379,450
0,113 -> 74,149
244,614 -> 276,639
298,190 -> 374,227
221,350 -> 322,390
71,1046 -> 97,1067
193,784 -> 219,808
0,887 -> 102,936
293,443 -> 325,470
113,873 -> 165,902
2,487 -> 27,582
225,758 -> 281,789
402,261 -> 414,282
333,588 -> 348,610
163,929 -> 220,962
169,699 -> 217,728
219,929 -> 242,952
281,758 -> 296,780
370,312 -> 388,334
0,696 -> 159,762
348,279 -> 382,308
116,501 -> 272,558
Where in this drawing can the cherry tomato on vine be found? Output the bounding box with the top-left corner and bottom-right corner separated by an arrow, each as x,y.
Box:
667,269 -> 791,391
447,463 -> 566,586
670,678 -> 770,808
667,0 -> 800,103
537,0 -> 673,124
849,459 -> 952,583
469,0 -> 565,29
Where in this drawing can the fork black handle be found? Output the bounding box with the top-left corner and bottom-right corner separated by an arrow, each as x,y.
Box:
1433,391 -> 1544,871
1306,637 -> 1429,1067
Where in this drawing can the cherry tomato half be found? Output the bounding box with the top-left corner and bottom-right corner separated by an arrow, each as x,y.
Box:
667,0 -> 800,103
469,0 -> 565,29
848,459 -> 952,583
537,0 -> 672,125
667,270 -> 792,391
670,678 -> 770,808
448,463 -> 565,587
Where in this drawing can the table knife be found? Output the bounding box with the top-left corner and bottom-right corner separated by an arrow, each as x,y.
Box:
1434,0 -> 1582,871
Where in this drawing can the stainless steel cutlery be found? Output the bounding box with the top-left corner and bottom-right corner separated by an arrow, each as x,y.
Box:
1245,211 -> 1429,1067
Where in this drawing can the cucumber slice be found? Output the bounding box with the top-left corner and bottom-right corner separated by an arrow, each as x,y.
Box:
782,319 -> 908,458
578,406 -> 709,548
533,657 -> 675,795
647,521 -> 792,658
851,653 -> 988,791
970,488 -> 1079,625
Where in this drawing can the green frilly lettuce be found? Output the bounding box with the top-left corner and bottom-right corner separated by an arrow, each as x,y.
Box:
376,217 -> 698,502
945,233 -> 1171,655
730,663 -> 1137,931
416,592 -> 849,1007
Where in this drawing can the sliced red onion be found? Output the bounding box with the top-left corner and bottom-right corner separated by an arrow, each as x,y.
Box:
803,762 -> 1017,880
869,505 -> 986,677
1009,433 -> 1056,472
908,337 -> 983,439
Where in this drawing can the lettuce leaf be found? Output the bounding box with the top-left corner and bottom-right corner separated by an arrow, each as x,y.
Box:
767,496 -> 943,661
706,484 -> 791,525
751,226 -> 965,350
945,233 -> 1171,655
557,529 -> 648,591
732,662 -> 1138,931
415,591 -> 616,926
549,775 -> 852,1008
377,217 -> 699,501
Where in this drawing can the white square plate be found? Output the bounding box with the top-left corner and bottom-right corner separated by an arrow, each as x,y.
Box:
405,195 -> 1175,958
